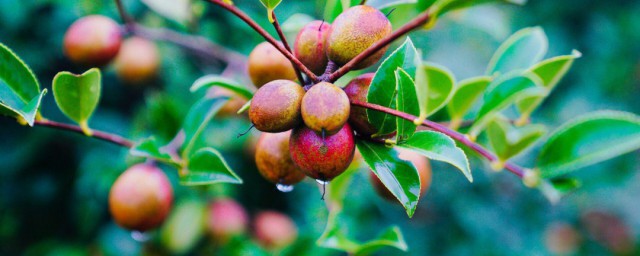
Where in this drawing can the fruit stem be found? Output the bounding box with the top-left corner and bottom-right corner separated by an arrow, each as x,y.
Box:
328,9 -> 433,82
271,12 -> 306,85
33,119 -> 134,148
350,100 -> 527,178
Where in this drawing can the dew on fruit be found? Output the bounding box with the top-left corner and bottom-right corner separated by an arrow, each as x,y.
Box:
316,179 -> 329,185
131,230 -> 151,242
276,183 -> 294,192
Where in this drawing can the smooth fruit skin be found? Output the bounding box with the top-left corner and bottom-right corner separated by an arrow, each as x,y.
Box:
343,73 -> 379,136
294,21 -> 331,75
327,6 -> 392,69
301,82 -> 350,135
255,131 -> 306,185
248,42 -> 298,88
254,211 -> 298,250
289,124 -> 355,181
249,80 -> 305,132
63,15 -> 122,66
109,164 -> 173,231
370,148 -> 431,201
206,199 -> 248,242
113,37 -> 160,84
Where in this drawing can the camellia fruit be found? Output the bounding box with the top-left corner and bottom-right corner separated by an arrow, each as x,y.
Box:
63,15 -> 122,66
206,198 -> 249,242
113,37 -> 160,84
248,42 -> 298,88
294,20 -> 331,75
255,131 -> 306,185
249,80 -> 305,133
301,82 -> 350,135
253,211 -> 298,250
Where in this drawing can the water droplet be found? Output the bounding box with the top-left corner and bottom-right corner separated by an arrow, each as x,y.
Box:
131,230 -> 151,242
276,183 -> 294,192
316,179 -> 329,185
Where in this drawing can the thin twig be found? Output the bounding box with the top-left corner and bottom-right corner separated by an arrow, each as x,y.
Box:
328,10 -> 432,82
271,12 -> 305,84
205,0 -> 318,82
114,0 -> 135,27
35,120 -> 134,148
350,101 -> 526,178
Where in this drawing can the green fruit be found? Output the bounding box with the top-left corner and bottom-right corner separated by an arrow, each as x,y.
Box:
248,42 -> 298,88
249,80 -> 305,132
327,6 -> 392,69
301,82 -> 350,135
255,131 -> 306,185
113,37 -> 160,84
63,15 -> 122,66
294,20 -> 331,75
289,124 -> 355,181
370,148 -> 432,201
109,164 -> 173,231
254,211 -> 298,250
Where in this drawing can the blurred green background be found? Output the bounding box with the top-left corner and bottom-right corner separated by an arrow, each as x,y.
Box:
1,0 -> 639,255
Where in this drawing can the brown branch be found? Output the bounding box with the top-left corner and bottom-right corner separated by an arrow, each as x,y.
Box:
35,120 -> 134,148
350,101 -> 526,178
206,0 -> 318,82
360,0 -> 368,5
114,0 -> 135,27
328,10 -> 432,82
271,12 -> 305,85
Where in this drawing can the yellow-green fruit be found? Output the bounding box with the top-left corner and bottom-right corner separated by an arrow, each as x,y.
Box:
248,42 -> 298,88
294,20 -> 331,75
327,6 -> 392,69
255,131 -> 306,185
249,80 -> 305,132
301,82 -> 350,135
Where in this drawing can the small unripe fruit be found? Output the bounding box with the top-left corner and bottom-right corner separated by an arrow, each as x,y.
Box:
249,80 -> 305,132
255,131 -> 306,185
253,211 -> 298,250
63,15 -> 122,66
301,82 -> 350,135
109,164 -> 173,231
294,21 -> 331,75
248,42 -> 298,88
327,6 -> 392,69
370,148 -> 432,201
206,199 -> 248,242
113,37 -> 160,84
289,124 -> 355,181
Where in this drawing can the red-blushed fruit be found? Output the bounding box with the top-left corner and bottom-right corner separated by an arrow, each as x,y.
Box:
301,82 -> 350,135
253,211 -> 298,250
206,199 -> 249,242
248,42 -> 298,88
289,124 -> 355,181
582,211 -> 635,254
294,20 -> 331,75
109,164 -> 173,231
249,80 -> 305,132
544,222 -> 582,255
343,73 -> 380,137
255,131 -> 306,185
370,148 -> 431,201
208,87 -> 249,117
327,6 -> 392,69
113,37 -> 160,84
63,15 -> 122,66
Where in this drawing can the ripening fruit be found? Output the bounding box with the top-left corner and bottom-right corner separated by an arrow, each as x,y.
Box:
249,80 -> 305,133
248,42 -> 298,88
370,148 -> 432,201
113,37 -> 160,84
209,87 -> 249,117
544,222 -> 581,255
343,73 -> 379,136
109,164 -> 173,231
301,82 -> 350,135
327,6 -> 392,69
294,20 -> 331,75
253,211 -> 298,250
63,15 -> 122,66
289,124 -> 355,182
255,131 -> 306,185
206,199 -> 249,242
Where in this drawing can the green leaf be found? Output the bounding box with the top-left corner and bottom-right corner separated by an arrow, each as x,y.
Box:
52,68 -> 101,135
181,97 -> 229,157
516,50 -> 582,120
433,0 -> 526,15
539,178 -> 581,204
367,38 -> 420,137
397,131 -> 472,182
354,227 -> 408,256
395,68 -> 419,143
486,116 -> 546,161
367,0 -> 417,9
446,76 -> 492,129
182,148 -> 242,185
538,111 -> 640,178
130,137 -> 181,168
486,27 -> 548,76
468,73 -> 545,138
160,200 -> 206,254
414,62 -> 456,124
259,0 -> 283,23
317,214 -> 362,253
141,0 -> 192,25
0,42 -> 44,126
190,75 -> 254,99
